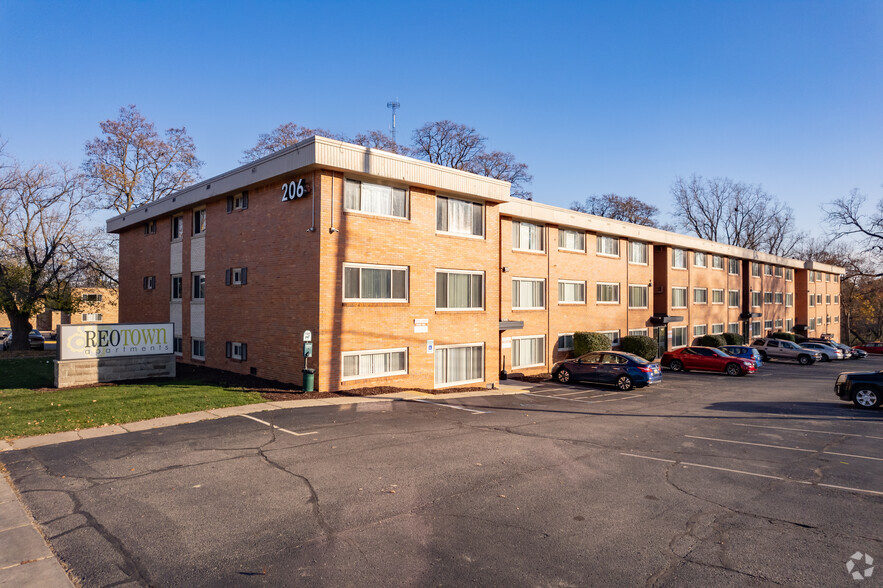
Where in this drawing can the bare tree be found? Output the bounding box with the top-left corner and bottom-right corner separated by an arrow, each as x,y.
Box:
823,188 -> 883,258
570,193 -> 666,227
83,105 -> 203,214
351,130 -> 402,154
467,151 -> 533,200
241,122 -> 345,162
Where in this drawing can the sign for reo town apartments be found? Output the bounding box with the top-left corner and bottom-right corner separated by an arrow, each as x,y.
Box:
58,323 -> 174,360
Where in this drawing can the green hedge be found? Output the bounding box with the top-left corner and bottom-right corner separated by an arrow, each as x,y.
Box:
769,331 -> 796,342
620,335 -> 658,361
697,334 -> 727,347
722,332 -> 744,345
573,331 -> 611,356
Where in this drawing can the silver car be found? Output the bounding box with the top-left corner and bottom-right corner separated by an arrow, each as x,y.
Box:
800,342 -> 845,361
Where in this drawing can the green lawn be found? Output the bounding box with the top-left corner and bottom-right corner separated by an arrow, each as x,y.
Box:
0,358 -> 267,439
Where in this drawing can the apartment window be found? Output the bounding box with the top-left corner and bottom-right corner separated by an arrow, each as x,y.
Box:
816,294 -> 822,304
693,288 -> 708,304
751,321 -> 761,337
226,341 -> 248,361
512,336 -> 545,369
711,323 -> 724,335
774,266 -> 783,278
672,248 -> 686,269
345,180 -> 407,219
171,276 -> 183,301
81,313 -> 103,322
343,264 -> 408,302
764,320 -> 773,330
809,272 -> 815,283
728,323 -> 740,334
834,315 -> 839,323
694,252 -> 707,268
628,241 -> 648,264
825,273 -> 831,282
628,328 -> 648,337
226,267 -> 248,286
693,324 -> 707,337
711,255 -> 723,269
226,191 -> 249,213
751,262 -> 761,277
596,235 -> 620,257
671,326 -> 687,348
143,220 -> 156,235
143,276 -> 156,290
826,294 -> 831,304
785,293 -> 793,307
172,215 -> 184,240
558,229 -> 585,252
512,221 -> 544,251
785,268 -> 793,281
558,280 -> 586,304
192,273 -> 205,299
728,258 -> 739,275
435,344 -> 484,386
599,331 -> 620,347
816,271 -> 822,281
557,333 -> 574,351
174,337 -> 183,355
342,348 -> 407,381
672,287 -> 687,309
834,295 -> 839,304
834,275 -> 839,283
436,270 -> 484,310
513,278 -> 545,309
193,208 -> 206,235
764,264 -> 772,276
775,292 -> 783,304
437,196 -> 483,237
775,319 -> 783,330
809,295 -> 815,307
809,317 -> 816,330
81,293 -> 103,302
711,289 -> 724,304
763,291 -> 773,304
728,290 -> 739,307
751,291 -> 762,307
786,319 -> 793,332
596,282 -> 620,304
628,285 -> 648,309
192,338 -> 205,360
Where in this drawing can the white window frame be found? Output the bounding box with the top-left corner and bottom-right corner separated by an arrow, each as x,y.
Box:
171,275 -> 183,301
764,320 -> 774,330
437,196 -> 484,238
785,268 -> 793,281
775,292 -> 784,305
596,282 -> 620,304
557,280 -> 586,305
764,264 -> 772,276
672,248 -> 687,269
193,208 -> 206,236
231,342 -> 244,360
785,292 -> 793,307
512,335 -> 546,369
512,221 -> 544,252
751,321 -> 762,337
343,263 -> 409,303
728,322 -> 740,334
711,323 -> 724,335
627,284 -> 649,309
558,228 -> 585,252
628,241 -> 648,265
712,255 -> 724,270
775,319 -> 783,330
232,268 -> 244,286
728,290 -> 739,308
711,289 -> 724,305
557,333 -> 574,351
751,291 -> 762,308
174,336 -> 183,356
628,328 -> 649,337
598,330 -> 621,348
728,258 -> 740,275
693,288 -> 708,304
435,269 -> 485,311
172,215 -> 184,241
774,266 -> 783,278
341,347 -> 409,382
192,338 -> 205,360
671,326 -> 688,348
192,273 -> 205,300
344,179 -> 409,220
786,319 -> 793,332
596,235 -> 620,258
764,291 -> 773,304
434,342 -> 485,388
751,262 -> 761,277
512,277 -> 546,310
81,313 -> 103,322
672,287 -> 687,309
694,252 -> 707,268
693,324 -> 707,337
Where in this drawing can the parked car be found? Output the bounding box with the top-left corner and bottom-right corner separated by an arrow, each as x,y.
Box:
661,346 -> 757,376
718,345 -> 763,369
0,328 -> 10,350
3,330 -> 45,351
750,338 -> 821,365
800,342 -> 845,361
835,370 -> 883,408
551,351 -> 662,391
849,347 -> 868,359
854,342 -> 883,355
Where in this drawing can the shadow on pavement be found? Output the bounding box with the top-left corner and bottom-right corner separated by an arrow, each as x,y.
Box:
703,400 -> 882,419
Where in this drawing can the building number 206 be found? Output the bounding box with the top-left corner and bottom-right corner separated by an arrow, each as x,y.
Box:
281,179 -> 307,201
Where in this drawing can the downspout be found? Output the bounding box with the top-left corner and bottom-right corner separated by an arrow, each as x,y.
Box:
329,172 -> 339,234
547,225 -> 551,371
308,171 -> 316,232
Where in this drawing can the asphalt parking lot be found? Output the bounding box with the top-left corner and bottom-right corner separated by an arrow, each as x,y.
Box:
3,356 -> 882,586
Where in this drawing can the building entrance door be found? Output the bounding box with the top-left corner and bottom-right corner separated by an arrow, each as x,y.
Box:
654,326 -> 667,358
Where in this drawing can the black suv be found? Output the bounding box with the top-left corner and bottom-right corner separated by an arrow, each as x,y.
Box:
835,371 -> 883,408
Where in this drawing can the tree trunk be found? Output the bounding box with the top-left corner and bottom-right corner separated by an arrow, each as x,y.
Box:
8,312 -> 34,351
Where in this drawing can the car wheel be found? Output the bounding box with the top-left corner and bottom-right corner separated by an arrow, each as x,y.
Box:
556,368 -> 571,384
853,388 -> 881,409
725,363 -> 742,377
616,375 -> 633,391
669,359 -> 684,372
798,354 -> 812,365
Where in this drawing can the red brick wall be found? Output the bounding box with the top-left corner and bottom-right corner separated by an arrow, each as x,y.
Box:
118,220 -> 171,325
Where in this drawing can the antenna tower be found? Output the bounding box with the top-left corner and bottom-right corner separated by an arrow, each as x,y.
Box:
387,100 -> 400,144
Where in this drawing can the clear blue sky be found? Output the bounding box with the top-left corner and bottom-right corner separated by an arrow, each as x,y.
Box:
1,0 -> 881,235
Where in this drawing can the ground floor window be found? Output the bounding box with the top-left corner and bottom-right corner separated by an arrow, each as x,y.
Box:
628,328 -> 648,337
435,344 -> 484,387
598,330 -> 620,347
513,336 -> 545,369
775,319 -> 783,330
711,323 -> 724,334
671,326 -> 687,348
342,348 -> 408,381
786,319 -> 793,331
174,337 -> 183,356
693,324 -> 707,337
81,313 -> 103,322
226,341 -> 248,361
728,323 -> 740,334
192,338 -> 205,360
557,333 -> 574,351
751,321 -> 761,337
764,320 -> 773,330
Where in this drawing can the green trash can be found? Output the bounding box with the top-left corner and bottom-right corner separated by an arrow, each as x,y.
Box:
302,368 -> 315,393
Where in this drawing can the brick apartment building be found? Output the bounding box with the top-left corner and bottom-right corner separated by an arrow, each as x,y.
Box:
1,287 -> 118,333
107,137 -> 843,391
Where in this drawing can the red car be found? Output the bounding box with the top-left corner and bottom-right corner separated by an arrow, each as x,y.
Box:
854,342 -> 883,355
661,346 -> 757,376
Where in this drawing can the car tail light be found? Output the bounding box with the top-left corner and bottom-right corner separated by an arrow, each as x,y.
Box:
637,367 -> 653,373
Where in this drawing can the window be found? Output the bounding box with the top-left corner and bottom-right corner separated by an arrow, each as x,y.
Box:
172,215 -> 184,240
816,294 -> 822,304
226,341 -> 248,361
834,295 -> 839,304
343,264 -> 408,302
693,325 -> 707,337
728,290 -> 739,307
513,278 -> 545,309
834,315 -> 839,323
672,248 -> 686,269
342,348 -> 407,381
809,317 -> 816,330
437,196 -> 483,237
598,331 -> 620,347
785,268 -> 793,281
762,320 -> 772,331
764,264 -> 772,276
826,294 -> 831,304
596,235 -> 620,257
825,273 -> 831,282
345,180 -> 407,219
728,323 -> 740,334
834,275 -> 839,283
751,321 -> 761,337
435,344 -> 484,386
786,319 -> 793,332
809,272 -> 815,283
143,276 -> 156,290
774,266 -> 783,278
174,337 -> 183,355
785,293 -> 793,307
143,220 -> 156,235
171,276 -> 183,301
694,252 -> 707,267
436,270 -> 484,310
628,328 -> 648,337
226,267 -> 248,286
558,280 -> 586,304
557,333 -> 574,351
775,319 -> 783,330
751,291 -> 762,307
81,293 -> 104,302
775,292 -> 783,304
809,295 -> 815,307
672,287 -> 687,308
751,263 -> 761,277
628,241 -> 648,264
193,208 -> 206,235
693,288 -> 708,304
596,282 -> 620,304
711,289 -> 724,304
226,191 -> 249,213
81,313 -> 103,322
512,221 -> 544,251
728,258 -> 740,274
513,336 -> 545,368
628,285 -> 648,309
712,255 -> 724,269
192,273 -> 205,300
671,326 -> 687,348
558,229 -> 585,252
711,323 -> 724,335
816,271 -> 822,281
192,338 -> 205,360
763,291 -> 773,304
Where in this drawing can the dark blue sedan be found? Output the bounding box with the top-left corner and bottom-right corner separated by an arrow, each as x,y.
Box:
551,351 -> 662,390
719,345 -> 763,369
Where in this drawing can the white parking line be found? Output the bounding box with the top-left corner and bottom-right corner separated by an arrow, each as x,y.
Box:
732,423 -> 883,441
408,398 -> 489,414
524,392 -> 643,404
620,452 -> 883,497
685,435 -> 883,462
241,414 -> 318,436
